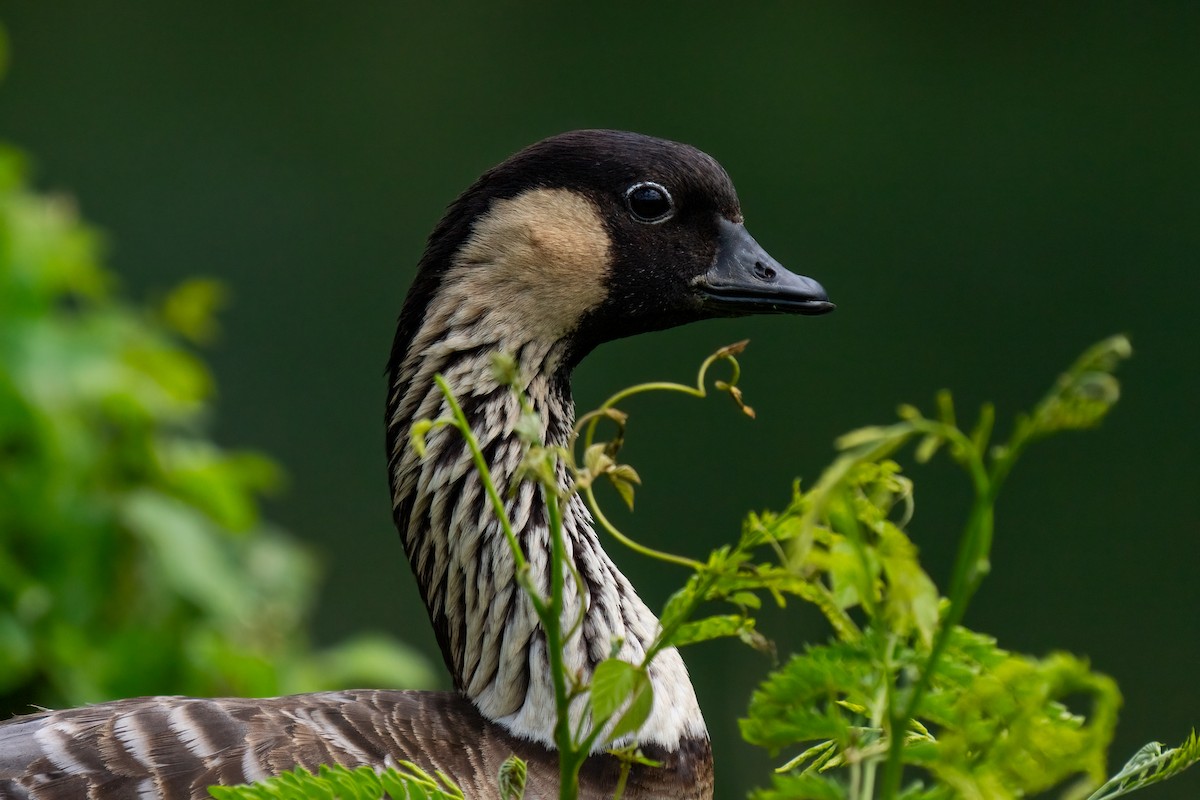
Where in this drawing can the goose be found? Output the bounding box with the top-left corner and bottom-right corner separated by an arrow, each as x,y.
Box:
0,130 -> 833,800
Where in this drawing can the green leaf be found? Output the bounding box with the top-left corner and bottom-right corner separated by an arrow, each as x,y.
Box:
583,443 -> 613,477
751,772 -> 847,800
658,584 -> 700,635
0,134 -> 434,749
740,641 -> 873,751
670,613 -> 754,648
498,755 -> 527,800
610,463 -> 641,486
877,523 -> 939,647
589,658 -> 642,724
926,651 -> 1121,797
608,673 -> 654,742
610,473 -> 636,510
515,445 -> 557,489
729,591 -> 762,610
588,658 -> 654,743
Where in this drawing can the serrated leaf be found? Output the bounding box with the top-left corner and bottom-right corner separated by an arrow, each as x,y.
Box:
927,651 -> 1120,797
740,641 -> 874,750
753,770 -> 848,800
209,764 -> 463,800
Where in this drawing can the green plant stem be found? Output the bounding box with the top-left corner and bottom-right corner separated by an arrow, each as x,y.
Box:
861,637 -> 898,800
644,569 -> 721,665
435,374 -> 588,798
434,375 -> 529,575
546,491 -> 586,800
838,487 -> 881,624
572,351 -> 747,575
878,421 -> 993,799
583,484 -> 703,570
575,349 -> 742,453
611,760 -> 632,800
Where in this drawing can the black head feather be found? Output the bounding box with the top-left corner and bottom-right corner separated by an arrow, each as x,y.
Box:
388,130 -> 746,374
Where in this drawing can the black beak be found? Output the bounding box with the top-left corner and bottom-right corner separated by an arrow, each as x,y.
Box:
695,218 -> 834,316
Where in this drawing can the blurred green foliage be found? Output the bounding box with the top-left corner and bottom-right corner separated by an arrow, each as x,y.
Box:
0,144 -> 434,715
729,337 -> 1197,799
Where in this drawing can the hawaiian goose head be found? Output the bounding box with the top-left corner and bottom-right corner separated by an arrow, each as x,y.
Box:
0,130 -> 831,800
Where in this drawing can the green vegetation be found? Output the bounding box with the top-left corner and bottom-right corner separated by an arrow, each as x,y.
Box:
408,335 -> 1196,799
0,145 -> 432,714
207,764 -> 464,800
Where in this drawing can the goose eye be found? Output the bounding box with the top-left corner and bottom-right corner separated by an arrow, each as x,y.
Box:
625,182 -> 674,223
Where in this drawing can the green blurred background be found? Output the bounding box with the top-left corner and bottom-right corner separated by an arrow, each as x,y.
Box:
0,3 -> 1196,797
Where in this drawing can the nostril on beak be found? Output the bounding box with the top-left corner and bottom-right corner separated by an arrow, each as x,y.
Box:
754,261 -> 776,281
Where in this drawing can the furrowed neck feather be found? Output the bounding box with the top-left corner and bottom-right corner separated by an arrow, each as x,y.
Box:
385,193 -> 706,751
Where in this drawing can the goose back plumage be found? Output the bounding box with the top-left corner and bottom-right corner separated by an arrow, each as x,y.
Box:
0,692 -> 712,800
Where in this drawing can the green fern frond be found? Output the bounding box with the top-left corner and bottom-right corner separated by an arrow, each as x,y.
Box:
498,755 -> 528,800
1085,731 -> 1200,800
207,763 -> 465,800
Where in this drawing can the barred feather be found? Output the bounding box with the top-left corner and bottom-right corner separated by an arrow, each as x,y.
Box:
0,692 -> 711,800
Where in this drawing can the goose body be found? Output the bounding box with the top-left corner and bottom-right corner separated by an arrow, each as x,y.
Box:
0,130 -> 832,799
